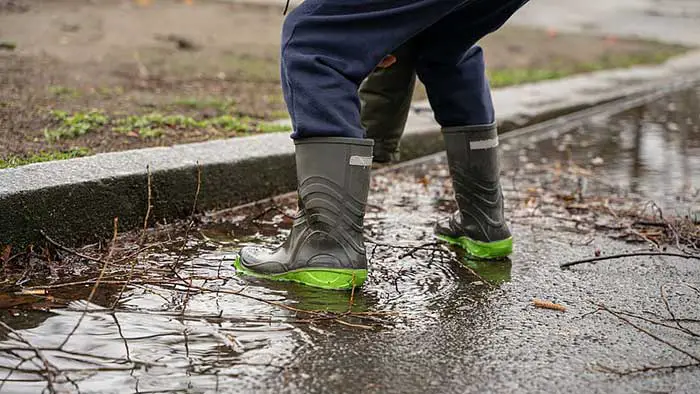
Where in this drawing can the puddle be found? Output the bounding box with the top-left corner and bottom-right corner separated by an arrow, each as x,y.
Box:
501,86 -> 700,215
1,86 -> 699,393
0,161 -> 498,393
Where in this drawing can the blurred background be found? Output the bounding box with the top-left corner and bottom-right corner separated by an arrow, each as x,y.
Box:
0,0 -> 697,167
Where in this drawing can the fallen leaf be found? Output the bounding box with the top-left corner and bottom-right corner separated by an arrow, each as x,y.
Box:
16,289 -> 47,296
532,299 -> 566,312
556,193 -> 576,202
417,175 -> 430,188
1,245 -> 10,262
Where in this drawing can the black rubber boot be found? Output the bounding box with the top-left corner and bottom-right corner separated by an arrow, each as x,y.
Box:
235,137 -> 374,290
435,123 -> 512,259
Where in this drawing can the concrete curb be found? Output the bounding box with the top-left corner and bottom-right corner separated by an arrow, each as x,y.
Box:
2,50 -> 700,248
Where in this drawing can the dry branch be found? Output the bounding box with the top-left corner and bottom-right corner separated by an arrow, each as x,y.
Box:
0,321 -> 59,393
596,303 -> 700,363
561,251 -> 700,269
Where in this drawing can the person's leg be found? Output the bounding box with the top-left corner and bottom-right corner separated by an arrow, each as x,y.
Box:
359,41 -> 418,164
237,0 -> 528,289
238,0 -> 470,290
281,0 -> 469,139
415,0 -> 530,259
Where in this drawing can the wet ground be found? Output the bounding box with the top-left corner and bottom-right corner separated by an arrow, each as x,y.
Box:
511,0 -> 700,46
0,86 -> 699,393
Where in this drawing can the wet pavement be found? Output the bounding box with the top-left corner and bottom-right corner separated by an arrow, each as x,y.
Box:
0,86 -> 699,393
241,0 -> 700,45
511,0 -> 700,46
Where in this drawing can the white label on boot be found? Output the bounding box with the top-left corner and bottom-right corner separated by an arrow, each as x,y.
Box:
349,155 -> 373,167
470,137 -> 499,150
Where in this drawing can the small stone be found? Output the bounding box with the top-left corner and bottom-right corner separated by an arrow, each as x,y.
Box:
591,157 -> 604,166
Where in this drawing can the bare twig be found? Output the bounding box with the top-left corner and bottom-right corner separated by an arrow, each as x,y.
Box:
332,319 -> 374,330
0,321 -> 59,393
0,350 -> 35,393
111,313 -> 131,362
42,230 -> 112,265
684,283 -> 700,295
561,251 -> 700,269
248,204 -> 294,224
58,238 -> 114,349
660,284 -> 699,337
610,309 -> 699,338
157,282 -> 389,327
170,162 -> 202,273
107,217 -> 119,259
41,231 -> 147,265
597,304 -> 700,363
595,362 -> 700,376
141,165 -> 153,243
347,274 -> 357,313
111,256 -> 139,310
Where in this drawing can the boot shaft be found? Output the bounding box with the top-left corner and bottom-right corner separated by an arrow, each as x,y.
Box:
442,123 -> 500,183
441,124 -> 510,243
295,137 -> 374,232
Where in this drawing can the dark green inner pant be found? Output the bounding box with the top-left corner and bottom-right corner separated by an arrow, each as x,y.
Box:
359,41 -> 418,163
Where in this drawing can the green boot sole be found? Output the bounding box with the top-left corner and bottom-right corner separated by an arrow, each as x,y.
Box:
233,257 -> 367,291
437,235 -> 513,260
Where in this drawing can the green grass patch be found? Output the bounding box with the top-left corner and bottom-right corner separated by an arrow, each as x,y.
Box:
0,148 -> 91,169
112,113 -> 255,137
44,110 -> 108,141
269,110 -> 290,119
95,86 -> 125,97
171,97 -> 237,113
487,50 -> 684,88
256,122 -> 293,133
43,109 -> 292,141
48,86 -> 81,98
0,41 -> 17,51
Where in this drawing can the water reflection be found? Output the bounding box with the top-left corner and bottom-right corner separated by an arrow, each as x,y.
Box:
502,86 -> 700,214
459,256 -> 513,286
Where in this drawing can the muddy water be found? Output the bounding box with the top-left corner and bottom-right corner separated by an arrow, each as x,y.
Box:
1,87 -> 699,393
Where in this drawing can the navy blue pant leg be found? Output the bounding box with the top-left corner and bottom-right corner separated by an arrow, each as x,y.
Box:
418,45 -> 495,126
415,0 -> 530,127
281,0 -> 529,139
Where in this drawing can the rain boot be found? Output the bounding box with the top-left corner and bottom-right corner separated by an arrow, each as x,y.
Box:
359,41 -> 418,165
435,123 -> 512,259
235,137 -> 374,290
